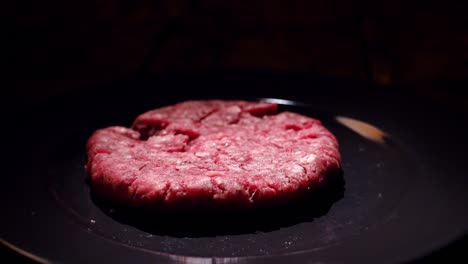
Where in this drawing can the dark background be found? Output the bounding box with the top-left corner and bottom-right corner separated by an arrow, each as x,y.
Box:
5,0 -> 468,263
7,1 -> 468,98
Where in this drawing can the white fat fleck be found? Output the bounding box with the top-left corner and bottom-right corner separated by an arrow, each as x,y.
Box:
227,106 -> 241,113
228,165 -> 242,172
300,154 -> 317,164
290,164 -> 305,176
213,177 -> 224,185
195,152 -> 210,157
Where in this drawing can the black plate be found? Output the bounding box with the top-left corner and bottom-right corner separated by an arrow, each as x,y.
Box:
2,75 -> 467,263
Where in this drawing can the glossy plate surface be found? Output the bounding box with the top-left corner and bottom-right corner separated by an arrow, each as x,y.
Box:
2,76 -> 467,263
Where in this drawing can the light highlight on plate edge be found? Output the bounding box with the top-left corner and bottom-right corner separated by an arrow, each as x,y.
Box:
335,116 -> 387,144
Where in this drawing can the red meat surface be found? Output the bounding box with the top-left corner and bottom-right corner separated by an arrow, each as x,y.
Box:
86,100 -> 341,210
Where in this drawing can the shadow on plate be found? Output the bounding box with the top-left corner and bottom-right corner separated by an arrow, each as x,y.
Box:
91,171 -> 345,238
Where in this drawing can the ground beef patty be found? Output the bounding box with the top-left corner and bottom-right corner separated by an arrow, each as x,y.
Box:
86,100 -> 341,210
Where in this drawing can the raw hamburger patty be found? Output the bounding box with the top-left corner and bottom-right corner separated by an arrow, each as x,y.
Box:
86,100 -> 341,209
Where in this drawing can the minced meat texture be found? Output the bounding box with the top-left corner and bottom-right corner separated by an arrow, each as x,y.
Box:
86,100 -> 341,210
